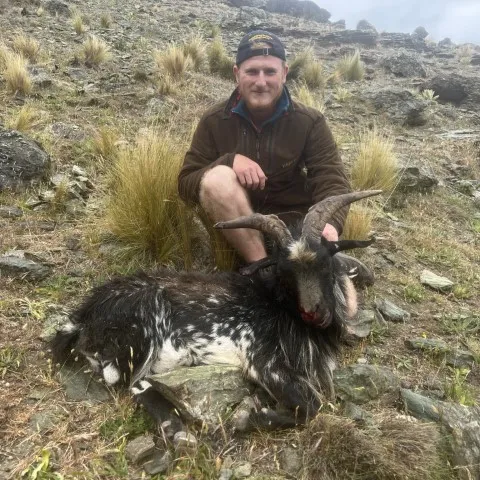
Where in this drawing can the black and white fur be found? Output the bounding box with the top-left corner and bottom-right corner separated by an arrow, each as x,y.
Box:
51,192 -> 378,429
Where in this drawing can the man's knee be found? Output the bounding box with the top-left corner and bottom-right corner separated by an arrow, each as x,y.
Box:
200,166 -> 242,205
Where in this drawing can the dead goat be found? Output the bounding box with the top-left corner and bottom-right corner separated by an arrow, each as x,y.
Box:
51,190 -> 380,430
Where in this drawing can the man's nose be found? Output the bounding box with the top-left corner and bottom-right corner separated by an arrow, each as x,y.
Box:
255,72 -> 267,86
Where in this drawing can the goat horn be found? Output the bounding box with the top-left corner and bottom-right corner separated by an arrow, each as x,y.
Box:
214,213 -> 293,249
301,190 -> 382,240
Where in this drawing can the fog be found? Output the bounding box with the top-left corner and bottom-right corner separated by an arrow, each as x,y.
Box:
315,0 -> 479,44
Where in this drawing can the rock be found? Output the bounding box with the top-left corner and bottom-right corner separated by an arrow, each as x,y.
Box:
237,5 -> 267,22
41,313 -> 69,341
0,127 -> 51,191
413,26 -> 429,40
218,469 -> 234,480
356,19 -> 377,33
72,165 -> 87,177
231,396 -> 258,432
375,298 -> 410,323
57,364 -> 111,402
405,338 -> 475,368
234,462 -> 252,478
332,19 -> 346,29
453,180 -> 477,196
143,450 -> 173,475
280,447 -> 302,476
346,309 -> 375,338
396,165 -> 438,193
445,350 -> 476,369
49,122 -> 87,141
438,37 -> 454,48
333,364 -> 400,404
420,269 -> 454,292
148,365 -> 254,426
313,29 -> 377,46
364,87 -> 429,126
264,0 -> 331,23
31,71 -> 53,88
0,253 -> 51,280
343,401 -> 374,425
228,0 -> 267,7
29,407 -> 66,433
470,54 -> 480,66
0,205 -> 23,218
125,435 -> 155,464
401,389 -> 480,480
405,337 -> 449,353
422,73 -> 468,104
44,0 -> 70,16
173,431 -> 197,453
381,49 -> 427,77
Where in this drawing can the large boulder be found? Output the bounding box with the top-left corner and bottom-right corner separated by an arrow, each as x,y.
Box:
265,0 -> 331,23
0,127 -> 51,191
364,87 -> 430,126
381,49 -> 427,77
356,19 -> 377,34
423,73 -> 468,104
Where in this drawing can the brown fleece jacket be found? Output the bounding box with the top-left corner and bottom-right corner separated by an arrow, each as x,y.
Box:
178,88 -> 351,233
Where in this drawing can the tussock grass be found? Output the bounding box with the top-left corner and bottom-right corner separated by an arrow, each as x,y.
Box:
12,34 -> 40,62
287,47 -> 314,81
300,413 -> 449,479
93,126 -> 119,164
293,83 -> 325,113
156,73 -> 177,95
154,45 -> 193,78
208,37 -> 234,80
336,50 -> 365,81
303,60 -> 326,90
72,13 -> 86,34
106,129 -> 195,268
1,50 -> 32,95
351,128 -> 398,192
100,13 -> 112,29
456,44 -> 473,64
182,35 -> 207,71
5,104 -> 42,131
342,204 -> 373,240
82,35 -> 111,66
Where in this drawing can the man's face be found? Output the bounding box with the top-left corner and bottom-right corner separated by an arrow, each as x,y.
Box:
234,55 -> 288,118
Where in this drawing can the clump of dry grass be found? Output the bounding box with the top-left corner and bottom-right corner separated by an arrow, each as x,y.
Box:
12,34 -> 40,62
106,129 -> 195,267
93,126 -> 119,165
82,35 -> 111,66
287,47 -> 314,81
156,74 -> 177,95
300,413 -> 449,479
208,37 -> 234,80
72,12 -> 86,34
351,128 -> 398,192
336,50 -> 365,81
342,204 -> 374,240
303,60 -> 326,90
100,13 -> 112,29
456,44 -> 474,64
182,35 -> 207,72
5,104 -> 42,131
1,49 -> 32,95
154,45 -> 193,79
293,83 -> 325,113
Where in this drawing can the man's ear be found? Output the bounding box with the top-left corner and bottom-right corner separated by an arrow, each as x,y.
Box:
233,64 -> 239,83
283,63 -> 289,83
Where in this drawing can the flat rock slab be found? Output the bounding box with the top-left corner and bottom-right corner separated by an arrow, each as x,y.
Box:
0,254 -> 51,280
333,364 -> 400,404
0,206 -> 23,218
375,298 -> 410,323
125,434 -> 156,464
57,365 -> 111,402
420,269 -> 454,291
148,365 -> 254,425
401,389 -> 480,480
346,309 -> 375,338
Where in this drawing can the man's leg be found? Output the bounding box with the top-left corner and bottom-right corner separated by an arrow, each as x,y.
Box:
199,166 -> 267,263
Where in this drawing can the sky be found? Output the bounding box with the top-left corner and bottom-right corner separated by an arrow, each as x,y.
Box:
314,0 -> 480,44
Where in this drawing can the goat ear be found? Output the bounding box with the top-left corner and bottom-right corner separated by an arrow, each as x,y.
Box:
323,237 -> 375,255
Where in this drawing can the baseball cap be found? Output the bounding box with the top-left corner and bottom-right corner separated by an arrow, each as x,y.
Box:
236,30 -> 286,66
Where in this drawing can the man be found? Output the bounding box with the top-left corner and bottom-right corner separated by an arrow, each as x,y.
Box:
178,30 -> 351,267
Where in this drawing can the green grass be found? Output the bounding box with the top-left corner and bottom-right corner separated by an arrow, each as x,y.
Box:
0,346 -> 25,378
403,283 -> 425,303
445,367 -> 476,406
99,408 -> 154,441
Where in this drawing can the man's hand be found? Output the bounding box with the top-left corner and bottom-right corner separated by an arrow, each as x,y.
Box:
233,154 -> 267,190
322,223 -> 339,241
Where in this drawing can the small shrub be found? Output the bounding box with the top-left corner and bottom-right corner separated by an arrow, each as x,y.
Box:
154,45 -> 193,78
12,34 -> 40,62
336,50 -> 365,81
100,13 -> 112,29
404,283 -> 425,303
3,52 -> 32,95
5,104 -> 41,131
351,128 -> 398,192
208,37 -> 234,80
452,285 -> 472,300
72,12 -> 86,34
445,367 -> 476,406
182,35 -> 207,72
82,35 -> 111,66
421,88 -> 439,101
293,83 -> 325,113
106,129 -> 195,267
302,60 -> 326,90
440,313 -> 480,336
342,204 -> 373,240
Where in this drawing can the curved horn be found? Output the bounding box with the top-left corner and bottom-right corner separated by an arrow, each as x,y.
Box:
214,213 -> 293,249
301,190 -> 382,240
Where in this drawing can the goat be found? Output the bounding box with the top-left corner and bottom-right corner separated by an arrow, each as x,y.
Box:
51,190 -> 380,430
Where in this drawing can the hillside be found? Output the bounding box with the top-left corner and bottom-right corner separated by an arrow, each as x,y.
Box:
0,0 -> 479,479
